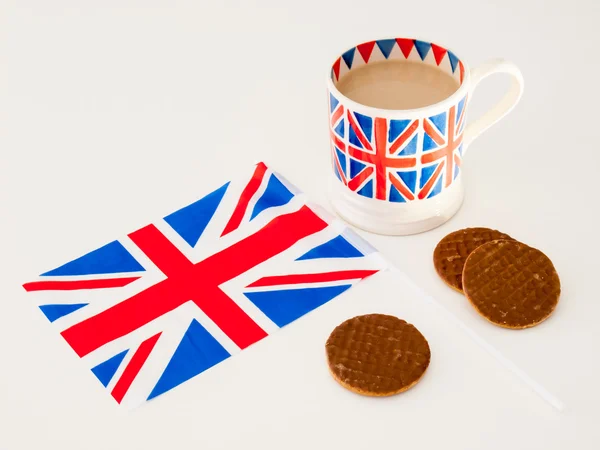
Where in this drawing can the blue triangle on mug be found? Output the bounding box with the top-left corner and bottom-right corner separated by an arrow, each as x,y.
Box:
354,112 -> 372,141
330,93 -> 339,113
428,112 -> 447,136
389,184 -> 407,203
414,40 -> 431,60
349,158 -> 366,178
454,164 -> 460,180
342,48 -> 356,69
357,179 -> 373,197
334,119 -> 345,138
456,97 -> 466,127
423,133 -> 440,151
428,174 -> 444,199
420,163 -> 440,189
334,164 -> 343,182
335,148 -> 347,174
398,135 -> 418,156
376,39 -> 396,59
398,170 -> 417,192
447,51 -> 459,73
388,119 -> 412,143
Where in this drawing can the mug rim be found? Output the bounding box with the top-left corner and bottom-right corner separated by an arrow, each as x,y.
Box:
326,36 -> 471,118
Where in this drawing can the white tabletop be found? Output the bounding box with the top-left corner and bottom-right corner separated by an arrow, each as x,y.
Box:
1,1 -> 599,449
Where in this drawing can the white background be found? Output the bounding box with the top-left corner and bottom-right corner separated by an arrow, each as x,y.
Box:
1,0 -> 599,448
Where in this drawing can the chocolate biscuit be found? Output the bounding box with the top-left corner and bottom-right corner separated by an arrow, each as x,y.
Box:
462,240 -> 561,329
325,314 -> 431,396
434,227 -> 514,292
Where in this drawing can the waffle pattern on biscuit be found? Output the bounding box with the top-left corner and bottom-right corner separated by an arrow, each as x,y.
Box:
326,314 -> 430,396
462,240 -> 561,329
434,227 -> 514,292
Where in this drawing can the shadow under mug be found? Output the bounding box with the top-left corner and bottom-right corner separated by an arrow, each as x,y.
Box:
327,37 -> 524,235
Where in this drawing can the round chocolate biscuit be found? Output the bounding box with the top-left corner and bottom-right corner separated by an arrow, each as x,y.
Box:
325,314 -> 431,396
462,240 -> 561,329
434,227 -> 514,292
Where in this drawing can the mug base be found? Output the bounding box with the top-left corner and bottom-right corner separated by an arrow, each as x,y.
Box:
328,177 -> 465,236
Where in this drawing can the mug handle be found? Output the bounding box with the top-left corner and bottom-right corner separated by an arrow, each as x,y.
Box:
463,58 -> 524,153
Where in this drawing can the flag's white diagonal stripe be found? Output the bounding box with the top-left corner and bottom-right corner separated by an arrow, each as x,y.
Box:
242,279 -> 361,293
190,193 -> 307,263
28,272 -> 145,283
192,167 -> 254,249
119,301 -> 242,408
221,283 -> 279,336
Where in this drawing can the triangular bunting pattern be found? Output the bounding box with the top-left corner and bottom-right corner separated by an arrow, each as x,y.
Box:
332,58 -> 341,81
250,174 -> 294,220
41,241 -> 145,277
430,43 -> 447,65
342,48 -> 356,69
164,182 -> 229,248
245,285 -> 352,328
447,51 -> 459,73
396,38 -> 414,58
39,303 -> 88,322
296,235 -> 363,260
376,39 -> 396,59
414,40 -> 431,60
357,41 -> 376,63
147,319 -> 230,400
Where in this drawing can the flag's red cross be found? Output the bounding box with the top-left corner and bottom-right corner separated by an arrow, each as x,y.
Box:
418,103 -> 465,199
55,163 -> 379,403
346,113 -> 419,201
60,206 -> 325,352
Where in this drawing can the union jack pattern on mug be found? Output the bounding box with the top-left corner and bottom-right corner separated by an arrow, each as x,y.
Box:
329,38 -> 468,203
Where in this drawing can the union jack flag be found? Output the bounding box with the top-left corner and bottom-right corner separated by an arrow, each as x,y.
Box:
329,94 -> 420,203
418,98 -> 467,199
329,94 -> 468,202
23,163 -> 384,407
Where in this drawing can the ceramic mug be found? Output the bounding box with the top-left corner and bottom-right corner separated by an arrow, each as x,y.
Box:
327,37 -> 524,235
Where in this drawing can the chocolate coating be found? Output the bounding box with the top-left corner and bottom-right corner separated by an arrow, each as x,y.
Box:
325,314 -> 431,396
463,240 -> 561,329
434,227 -> 514,292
